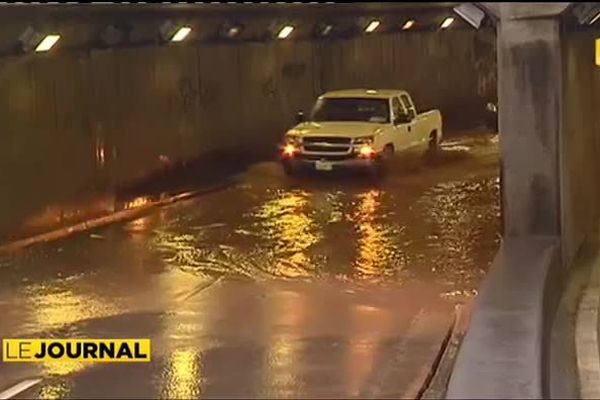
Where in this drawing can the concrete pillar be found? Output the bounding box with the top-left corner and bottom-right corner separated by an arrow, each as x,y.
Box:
497,4 -> 568,239
447,5 -> 574,399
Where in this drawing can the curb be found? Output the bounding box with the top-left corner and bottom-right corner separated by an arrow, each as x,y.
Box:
419,299 -> 474,399
445,239 -> 560,399
0,177 -> 239,255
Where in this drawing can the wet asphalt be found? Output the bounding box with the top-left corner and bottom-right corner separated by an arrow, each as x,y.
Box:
0,131 -> 500,399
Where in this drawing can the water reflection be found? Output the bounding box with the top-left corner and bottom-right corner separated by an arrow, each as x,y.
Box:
138,173 -> 497,288
37,360 -> 85,399
38,380 -> 72,400
345,302 -> 392,397
260,287 -> 309,397
253,190 -> 321,278
149,189 -> 323,280
417,177 -> 500,291
351,190 -> 403,280
22,285 -> 116,399
264,337 -> 301,393
154,249 -> 225,398
23,285 -> 119,334
126,216 -> 152,234
151,229 -> 266,280
153,231 -> 205,273
161,348 -> 202,399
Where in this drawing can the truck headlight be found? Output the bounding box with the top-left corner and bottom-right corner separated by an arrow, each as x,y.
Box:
353,136 -> 374,145
284,135 -> 302,146
282,143 -> 298,157
358,144 -> 376,158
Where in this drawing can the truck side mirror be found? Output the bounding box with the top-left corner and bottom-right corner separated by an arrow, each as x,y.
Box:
295,111 -> 305,124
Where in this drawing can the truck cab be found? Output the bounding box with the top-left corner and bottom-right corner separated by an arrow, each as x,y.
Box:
280,89 -> 442,176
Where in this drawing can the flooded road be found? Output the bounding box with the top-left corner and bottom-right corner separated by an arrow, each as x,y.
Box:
0,132 -> 500,399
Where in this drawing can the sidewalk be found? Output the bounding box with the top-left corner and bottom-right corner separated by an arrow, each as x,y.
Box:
533,240 -> 600,399
573,243 -> 600,399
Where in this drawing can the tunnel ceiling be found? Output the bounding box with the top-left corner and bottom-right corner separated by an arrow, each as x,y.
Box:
1,3 -> 461,17
0,2 -> 479,56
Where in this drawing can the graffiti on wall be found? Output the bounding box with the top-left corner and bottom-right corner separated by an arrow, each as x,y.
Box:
474,32 -> 497,101
282,62 -> 307,79
198,78 -> 219,110
178,77 -> 198,115
261,76 -> 278,99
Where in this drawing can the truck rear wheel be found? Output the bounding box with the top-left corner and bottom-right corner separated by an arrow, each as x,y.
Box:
428,131 -> 439,152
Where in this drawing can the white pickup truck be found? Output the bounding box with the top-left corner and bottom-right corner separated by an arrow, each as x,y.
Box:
280,89 -> 442,176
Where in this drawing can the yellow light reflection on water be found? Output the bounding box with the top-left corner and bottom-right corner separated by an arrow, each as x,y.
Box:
43,361 -> 86,377
352,190 -> 399,279
418,178 -> 500,288
24,287 -> 119,333
265,337 -> 298,389
344,302 -> 393,397
127,216 -> 151,233
38,380 -> 72,400
153,231 -> 204,270
255,190 -> 321,277
162,348 -> 201,399
22,286 -> 118,398
37,360 -> 86,399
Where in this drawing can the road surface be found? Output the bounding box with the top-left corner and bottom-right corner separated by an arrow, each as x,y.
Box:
0,131 -> 500,399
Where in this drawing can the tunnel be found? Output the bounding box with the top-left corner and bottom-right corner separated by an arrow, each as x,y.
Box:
0,2 -> 598,400
0,3 -> 497,240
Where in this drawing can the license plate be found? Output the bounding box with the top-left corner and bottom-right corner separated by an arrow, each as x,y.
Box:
315,160 -> 333,171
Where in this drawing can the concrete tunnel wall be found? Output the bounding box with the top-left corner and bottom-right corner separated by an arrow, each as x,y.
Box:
561,31 -> 600,264
0,29 -> 496,240
448,18 -> 600,399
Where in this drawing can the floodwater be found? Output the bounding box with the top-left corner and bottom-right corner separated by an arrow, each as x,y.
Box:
0,132 -> 500,399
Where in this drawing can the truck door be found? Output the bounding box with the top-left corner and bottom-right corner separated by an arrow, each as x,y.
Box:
400,94 -> 424,148
391,97 -> 411,151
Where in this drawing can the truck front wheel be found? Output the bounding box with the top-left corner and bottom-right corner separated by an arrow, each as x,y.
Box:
282,160 -> 296,176
369,144 -> 394,178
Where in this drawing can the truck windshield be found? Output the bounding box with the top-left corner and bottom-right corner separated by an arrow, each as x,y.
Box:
310,98 -> 390,123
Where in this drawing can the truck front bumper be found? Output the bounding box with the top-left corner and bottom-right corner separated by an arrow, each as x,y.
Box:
282,154 -> 379,171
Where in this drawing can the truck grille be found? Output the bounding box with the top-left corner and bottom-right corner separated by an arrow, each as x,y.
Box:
303,137 -> 351,145
300,154 -> 355,161
302,136 -> 352,154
